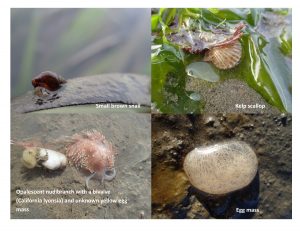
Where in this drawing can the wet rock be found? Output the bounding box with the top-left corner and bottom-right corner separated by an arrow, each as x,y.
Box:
184,141 -> 258,195
12,73 -> 150,113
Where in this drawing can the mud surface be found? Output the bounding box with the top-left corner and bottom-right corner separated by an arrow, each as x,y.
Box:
11,112 -> 151,219
152,113 -> 292,219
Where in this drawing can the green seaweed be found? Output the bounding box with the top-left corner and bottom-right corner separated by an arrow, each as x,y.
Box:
151,8 -> 292,113
152,44 -> 204,113
279,29 -> 292,57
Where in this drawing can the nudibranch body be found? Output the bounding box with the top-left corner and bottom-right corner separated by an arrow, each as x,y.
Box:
65,130 -> 117,188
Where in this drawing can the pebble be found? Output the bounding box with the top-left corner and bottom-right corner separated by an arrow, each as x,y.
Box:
203,115 -> 217,127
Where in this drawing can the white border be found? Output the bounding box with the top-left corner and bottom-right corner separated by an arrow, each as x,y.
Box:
1,0 -> 299,231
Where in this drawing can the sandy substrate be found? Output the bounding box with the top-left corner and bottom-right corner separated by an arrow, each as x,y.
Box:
151,113 -> 292,219
11,112 -> 151,219
186,78 -> 281,114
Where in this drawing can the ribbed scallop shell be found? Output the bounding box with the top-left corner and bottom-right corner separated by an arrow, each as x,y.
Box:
203,40 -> 242,70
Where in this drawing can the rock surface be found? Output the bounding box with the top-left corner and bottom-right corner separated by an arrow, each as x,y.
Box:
12,73 -> 150,113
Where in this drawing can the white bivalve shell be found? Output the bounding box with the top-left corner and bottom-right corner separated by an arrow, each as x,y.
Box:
183,140 -> 258,195
203,40 -> 242,70
39,148 -> 67,170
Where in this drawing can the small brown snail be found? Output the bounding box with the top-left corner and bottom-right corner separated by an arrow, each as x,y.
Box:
32,71 -> 66,91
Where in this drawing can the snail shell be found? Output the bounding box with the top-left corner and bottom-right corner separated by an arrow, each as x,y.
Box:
183,140 -> 258,195
203,40 -> 242,70
32,71 -> 66,91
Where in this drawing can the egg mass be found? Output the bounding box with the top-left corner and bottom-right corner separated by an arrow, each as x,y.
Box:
183,140 -> 258,195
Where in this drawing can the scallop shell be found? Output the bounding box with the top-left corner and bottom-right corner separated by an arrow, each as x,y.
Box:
203,40 -> 242,70
32,71 -> 66,91
183,140 -> 258,195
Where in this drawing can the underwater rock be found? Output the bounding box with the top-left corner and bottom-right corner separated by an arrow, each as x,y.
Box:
12,73 -> 150,113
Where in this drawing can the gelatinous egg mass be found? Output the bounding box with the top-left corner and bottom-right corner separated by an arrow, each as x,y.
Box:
186,62 -> 220,82
183,140 -> 258,195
